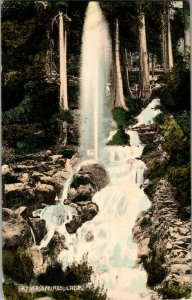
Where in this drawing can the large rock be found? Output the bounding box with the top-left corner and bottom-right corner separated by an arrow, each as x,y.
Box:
35,183 -> 56,205
4,183 -> 35,208
29,246 -> 51,276
68,163 -> 109,203
3,207 -> 31,248
29,217 -> 47,245
65,201 -> 99,233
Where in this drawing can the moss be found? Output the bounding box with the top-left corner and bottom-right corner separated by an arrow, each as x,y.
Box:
142,243 -> 168,287
159,115 -> 188,153
2,142 -> 15,164
47,239 -> 57,262
168,164 -> 190,207
107,129 -> 129,146
142,142 -> 158,155
163,282 -> 191,299
153,112 -> 165,125
3,248 -> 34,284
148,161 -> 168,180
112,107 -> 128,129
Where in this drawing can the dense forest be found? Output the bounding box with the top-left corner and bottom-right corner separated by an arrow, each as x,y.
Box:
2,1 -> 191,300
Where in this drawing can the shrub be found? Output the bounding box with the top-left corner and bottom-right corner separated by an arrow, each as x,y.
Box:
142,244 -> 168,287
159,116 -> 187,153
163,282 -> 191,299
168,164 -> 190,207
107,129 -> 130,146
174,110 -> 190,137
2,142 -> 15,164
112,107 -> 128,129
148,161 -> 168,180
158,66 -> 190,111
37,257 -> 107,299
153,112 -> 165,125
142,142 -> 158,155
3,248 -> 34,284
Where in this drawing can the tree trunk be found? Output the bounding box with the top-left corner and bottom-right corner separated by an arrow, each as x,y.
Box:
114,18 -> 127,110
168,12 -> 173,69
124,48 -> 134,98
183,1 -> 190,61
59,11 -> 68,110
139,12 -> 150,99
161,2 -> 173,72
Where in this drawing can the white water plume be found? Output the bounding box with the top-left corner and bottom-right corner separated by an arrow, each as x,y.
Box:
80,1 -> 112,161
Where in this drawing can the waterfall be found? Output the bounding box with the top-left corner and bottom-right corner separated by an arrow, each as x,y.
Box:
80,2 -> 111,161
33,3 -> 159,298
56,128 -> 150,300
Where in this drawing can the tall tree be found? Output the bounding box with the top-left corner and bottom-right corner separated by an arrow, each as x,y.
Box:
161,1 -> 173,72
183,1 -> 190,62
114,18 -> 127,110
138,11 -> 150,98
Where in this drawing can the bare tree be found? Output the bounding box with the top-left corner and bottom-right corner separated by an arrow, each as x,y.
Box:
139,12 -> 150,99
114,18 -> 128,110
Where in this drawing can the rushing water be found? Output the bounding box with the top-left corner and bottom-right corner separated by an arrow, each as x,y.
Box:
32,2 -> 162,299
80,2 -> 112,161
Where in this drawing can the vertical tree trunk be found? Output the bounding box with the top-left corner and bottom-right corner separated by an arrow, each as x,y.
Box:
168,11 -> 173,69
124,48 -> 134,98
151,54 -> 155,85
183,1 -> 190,61
114,18 -> 127,110
161,2 -> 173,72
139,12 -> 150,99
59,11 -> 68,110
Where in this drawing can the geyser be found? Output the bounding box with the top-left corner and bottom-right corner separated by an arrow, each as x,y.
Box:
80,1 -> 111,161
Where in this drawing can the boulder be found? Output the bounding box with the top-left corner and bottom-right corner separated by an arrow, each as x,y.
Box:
29,246 -> 51,276
138,238 -> 150,259
68,163 -> 109,203
35,183 -> 56,205
3,207 -> 31,248
4,183 -> 35,208
29,218 -> 47,245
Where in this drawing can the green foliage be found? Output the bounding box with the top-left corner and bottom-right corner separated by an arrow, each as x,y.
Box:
37,256 -> 92,286
107,129 -> 130,146
148,161 -> 168,180
163,282 -> 191,299
153,112 -> 165,125
159,65 -> 190,111
159,116 -> 187,153
37,257 -> 107,299
168,164 -> 190,206
126,98 -> 143,117
3,248 -> 34,284
112,99 -> 142,129
56,109 -> 73,123
2,143 -> 15,164
47,239 -> 58,262
142,142 -> 158,155
112,108 -> 128,129
174,111 -> 190,137
142,243 -> 168,287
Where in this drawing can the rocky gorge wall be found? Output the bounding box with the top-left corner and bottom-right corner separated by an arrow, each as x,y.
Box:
133,124 -> 191,299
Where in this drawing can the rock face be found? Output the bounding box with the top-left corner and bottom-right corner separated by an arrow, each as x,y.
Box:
65,201 -> 99,233
68,163 -> 109,203
2,151 -> 70,211
3,207 -> 32,248
132,124 -> 191,298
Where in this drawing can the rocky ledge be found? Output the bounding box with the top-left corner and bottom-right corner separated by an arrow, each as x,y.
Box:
132,124 -> 191,299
